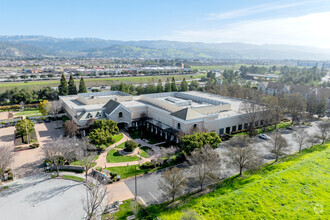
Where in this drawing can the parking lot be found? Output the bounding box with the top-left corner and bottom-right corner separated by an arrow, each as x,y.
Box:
0,174 -> 87,220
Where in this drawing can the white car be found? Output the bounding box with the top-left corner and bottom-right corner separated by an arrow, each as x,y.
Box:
258,134 -> 271,140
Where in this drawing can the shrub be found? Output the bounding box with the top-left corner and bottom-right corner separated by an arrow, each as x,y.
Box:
110,172 -> 117,178
141,161 -> 154,169
29,143 -> 39,148
124,140 -> 138,152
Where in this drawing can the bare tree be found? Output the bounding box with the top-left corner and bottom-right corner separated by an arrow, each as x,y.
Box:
282,94 -> 307,125
63,120 -> 79,137
0,145 -> 13,181
83,182 -> 108,220
45,100 -> 62,128
187,145 -> 221,191
239,98 -> 264,136
307,133 -> 318,147
43,136 -> 80,176
261,95 -> 283,129
7,112 -> 14,119
158,166 -> 188,202
226,136 -> 261,176
293,130 -> 308,152
45,100 -> 62,115
317,121 -> 330,144
269,132 -> 289,162
19,101 -> 25,111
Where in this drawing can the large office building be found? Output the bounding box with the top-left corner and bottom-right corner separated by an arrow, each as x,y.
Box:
60,91 -> 268,142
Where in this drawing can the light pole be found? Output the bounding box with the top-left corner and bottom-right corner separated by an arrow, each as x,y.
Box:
25,120 -> 29,144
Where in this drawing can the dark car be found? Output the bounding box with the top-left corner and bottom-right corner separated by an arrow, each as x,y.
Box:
45,118 -> 50,123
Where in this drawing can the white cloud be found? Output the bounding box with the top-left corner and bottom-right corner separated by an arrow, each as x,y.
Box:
207,1 -> 310,20
164,11 -> 330,48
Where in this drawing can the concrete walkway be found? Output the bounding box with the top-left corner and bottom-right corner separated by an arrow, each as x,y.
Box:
95,132 -> 163,168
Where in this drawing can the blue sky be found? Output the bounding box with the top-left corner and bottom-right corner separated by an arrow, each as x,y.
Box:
1,0 -> 330,48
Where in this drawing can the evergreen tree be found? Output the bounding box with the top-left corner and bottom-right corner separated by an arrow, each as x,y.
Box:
119,83 -> 128,93
68,74 -> 77,95
165,78 -> 172,92
171,77 -> 177,91
78,76 -> 87,93
180,78 -> 188,91
157,79 -> 163,93
58,74 -> 68,96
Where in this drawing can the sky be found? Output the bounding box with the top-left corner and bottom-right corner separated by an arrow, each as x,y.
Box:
1,0 -> 330,48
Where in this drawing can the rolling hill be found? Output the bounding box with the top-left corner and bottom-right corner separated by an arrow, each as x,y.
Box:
0,35 -> 330,60
143,143 -> 329,219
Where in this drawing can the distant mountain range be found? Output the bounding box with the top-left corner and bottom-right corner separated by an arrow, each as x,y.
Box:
0,35 -> 330,60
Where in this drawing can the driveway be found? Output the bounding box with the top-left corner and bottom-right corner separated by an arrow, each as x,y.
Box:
0,174 -> 87,220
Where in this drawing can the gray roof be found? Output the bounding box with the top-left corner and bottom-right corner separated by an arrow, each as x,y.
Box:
170,107 -> 204,120
76,111 -> 105,121
103,100 -> 121,114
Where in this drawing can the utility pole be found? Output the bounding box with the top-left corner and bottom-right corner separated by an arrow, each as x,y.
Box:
135,165 -> 137,201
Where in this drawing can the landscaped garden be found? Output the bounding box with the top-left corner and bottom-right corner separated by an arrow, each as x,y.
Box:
106,149 -> 140,163
142,142 -> 330,219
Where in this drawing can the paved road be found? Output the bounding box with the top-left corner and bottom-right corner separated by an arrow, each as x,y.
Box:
0,174 -> 87,220
124,121 -> 321,205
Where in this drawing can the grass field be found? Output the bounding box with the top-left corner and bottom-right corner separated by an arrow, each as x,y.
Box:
15,109 -> 41,116
143,143 -> 329,219
0,74 -> 205,92
106,149 -> 140,163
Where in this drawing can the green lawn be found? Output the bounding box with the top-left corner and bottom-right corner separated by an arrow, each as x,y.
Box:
62,175 -> 84,182
106,149 -> 140,163
144,143 -> 329,219
106,165 -> 152,179
113,133 -> 124,143
15,109 -> 41,116
115,142 -> 126,149
107,152 -> 183,179
139,146 -> 152,158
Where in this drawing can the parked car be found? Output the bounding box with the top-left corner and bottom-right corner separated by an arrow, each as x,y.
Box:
0,124 -> 4,128
45,118 -> 50,123
32,120 -> 37,124
37,119 -> 43,123
258,134 -> 271,140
